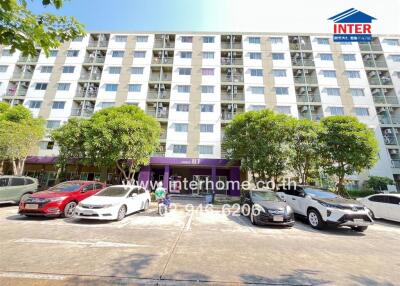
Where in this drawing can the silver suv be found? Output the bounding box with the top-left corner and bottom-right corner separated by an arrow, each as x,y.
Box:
0,176 -> 38,204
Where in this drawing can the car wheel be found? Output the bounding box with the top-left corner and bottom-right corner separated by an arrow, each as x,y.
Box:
143,200 -> 149,211
63,202 -> 77,218
352,226 -> 368,232
250,209 -> 257,225
117,205 -> 127,221
307,209 -> 324,229
19,193 -> 32,204
241,204 -> 250,216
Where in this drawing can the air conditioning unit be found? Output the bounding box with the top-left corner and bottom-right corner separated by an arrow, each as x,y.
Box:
160,85 -> 165,90
296,70 -> 302,75
227,35 -> 231,39
299,87 -> 306,94
372,89 -> 380,94
226,86 -> 231,91
154,84 -> 158,89
389,149 -> 398,155
369,71 -> 376,76
385,129 -> 393,134
377,107 -> 386,113
233,52 -> 237,57
300,106 -> 308,113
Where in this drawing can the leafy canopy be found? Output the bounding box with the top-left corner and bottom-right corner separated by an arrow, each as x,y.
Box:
0,0 -> 85,57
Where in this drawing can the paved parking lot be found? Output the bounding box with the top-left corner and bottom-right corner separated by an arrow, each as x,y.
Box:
0,204 -> 399,286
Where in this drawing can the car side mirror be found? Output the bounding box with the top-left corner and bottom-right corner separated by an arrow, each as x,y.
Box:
305,194 -> 312,199
131,193 -> 138,198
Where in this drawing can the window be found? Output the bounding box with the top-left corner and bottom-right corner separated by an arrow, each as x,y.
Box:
178,68 -> 191,75
35,83 -> 47,90
250,69 -> 263,77
28,100 -> 42,109
40,66 -> 53,73
136,36 -> 148,42
249,52 -> 262,60
387,196 -> 400,204
131,67 -> 144,74
11,177 -> 25,186
202,52 -> 214,59
177,85 -> 191,93
49,50 -> 58,57
275,87 -> 289,95
200,104 -> 214,112
317,38 -> 329,45
343,54 -> 356,61
1,49 -> 13,56
272,53 -> 284,60
0,177 -> 9,187
355,107 -> 369,116
270,37 -> 283,44
251,105 -> 265,111
180,51 -> 192,59
368,195 -> 388,203
57,83 -> 70,91
52,101 -> 65,109
251,86 -> 264,94
203,36 -> 214,43
198,145 -> 213,155
46,120 -> 61,129
276,106 -> 291,114
201,85 -> 214,93
181,36 -> 193,43
105,84 -> 118,91
67,50 -> 79,57
322,70 -> 336,78
351,88 -> 364,97
128,84 -> 141,92
320,53 -> 333,61
346,70 -> 361,78
329,106 -> 344,115
109,67 -> 121,74
134,51 -> 146,58
200,124 -> 213,133
326,88 -> 340,96
62,66 -> 75,73
0,65 -> 8,72
173,144 -> 187,154
101,102 -> 115,109
248,37 -> 261,44
174,123 -> 188,132
391,55 -> 400,62
384,39 -> 400,46
202,68 -> 214,76
115,35 -> 128,42
112,50 -> 124,57
176,104 -> 189,112
273,69 -> 287,77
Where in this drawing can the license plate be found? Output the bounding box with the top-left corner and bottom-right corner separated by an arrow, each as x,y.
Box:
82,210 -> 94,215
273,215 -> 284,222
25,204 -> 38,210
354,219 -> 366,224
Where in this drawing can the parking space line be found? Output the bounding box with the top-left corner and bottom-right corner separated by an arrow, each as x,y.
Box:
14,238 -> 150,248
0,271 -> 66,280
184,212 -> 193,231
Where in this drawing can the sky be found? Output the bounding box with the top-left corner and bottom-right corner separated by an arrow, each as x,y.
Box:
28,0 -> 400,34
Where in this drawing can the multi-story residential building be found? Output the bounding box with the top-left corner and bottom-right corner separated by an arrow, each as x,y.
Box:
1,32 -> 400,194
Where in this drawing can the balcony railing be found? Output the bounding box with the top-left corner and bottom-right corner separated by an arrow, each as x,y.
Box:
221,92 -> 245,101
292,59 -> 315,67
75,90 -> 98,98
11,72 -> 33,80
300,113 -> 323,121
149,74 -> 172,81
83,57 -> 105,64
5,89 -> 28,97
221,74 -> 244,83
392,159 -> 400,168
147,110 -> 169,119
384,135 -> 397,145
88,41 -> 109,48
221,58 -> 243,65
80,73 -> 102,81
71,108 -> 94,117
18,56 -> 39,63
293,76 -> 318,85
359,44 -> 382,52
368,77 -> 393,86
147,91 -> 171,100
289,43 -> 312,50
373,95 -> 399,105
151,57 -> 174,65
296,94 -> 321,103
363,60 -> 387,68
153,40 -> 175,49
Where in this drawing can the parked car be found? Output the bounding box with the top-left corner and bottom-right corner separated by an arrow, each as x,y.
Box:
0,176 -> 38,204
277,186 -> 374,231
357,193 -> 400,222
240,189 -> 295,226
74,185 -> 150,221
19,181 -> 106,218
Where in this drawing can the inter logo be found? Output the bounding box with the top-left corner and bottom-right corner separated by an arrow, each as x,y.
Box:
328,8 -> 376,42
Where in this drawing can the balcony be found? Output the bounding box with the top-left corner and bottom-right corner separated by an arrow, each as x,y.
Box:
147,91 -> 170,100
11,72 -> 33,80
151,57 -> 174,65
17,56 -> 39,63
149,73 -> 172,82
296,94 -> 321,103
221,58 -> 243,65
293,76 -> 318,85
292,59 -> 315,67
373,95 -> 399,105
221,92 -> 245,101
147,109 -> 169,120
221,42 -> 243,49
368,77 -> 393,86
299,113 -> 323,121
80,73 -> 102,81
392,159 -> 400,168
88,41 -> 109,48
221,74 -> 244,83
71,108 -> 94,117
383,135 -> 397,145
289,43 -> 312,50
75,89 -> 98,99
83,57 -> 105,64
363,60 -> 387,68
153,40 -> 175,49
359,44 -> 382,52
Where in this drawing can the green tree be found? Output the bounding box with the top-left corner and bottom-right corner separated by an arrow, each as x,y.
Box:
223,109 -> 294,188
0,103 -> 45,175
364,176 -> 394,191
0,0 -> 85,57
318,115 -> 379,196
290,119 -> 321,184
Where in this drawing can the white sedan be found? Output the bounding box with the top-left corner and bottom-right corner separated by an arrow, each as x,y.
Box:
74,185 -> 151,221
357,193 -> 400,222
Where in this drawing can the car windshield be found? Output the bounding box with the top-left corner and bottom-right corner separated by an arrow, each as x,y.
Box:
304,188 -> 339,199
95,187 -> 130,197
48,182 -> 82,192
251,191 -> 281,202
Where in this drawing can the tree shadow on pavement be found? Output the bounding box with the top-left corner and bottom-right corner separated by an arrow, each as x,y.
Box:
349,274 -> 396,286
241,269 -> 331,285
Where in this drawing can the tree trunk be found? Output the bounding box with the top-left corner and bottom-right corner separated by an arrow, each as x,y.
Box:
336,177 -> 348,197
0,160 -> 4,175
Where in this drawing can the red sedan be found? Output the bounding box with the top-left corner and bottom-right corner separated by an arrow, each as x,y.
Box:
19,181 -> 106,218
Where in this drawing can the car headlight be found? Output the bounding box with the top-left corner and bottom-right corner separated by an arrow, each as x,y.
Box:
285,205 -> 293,214
99,204 -> 114,208
253,204 -> 265,213
318,201 -> 342,209
365,207 -> 373,217
48,197 -> 67,202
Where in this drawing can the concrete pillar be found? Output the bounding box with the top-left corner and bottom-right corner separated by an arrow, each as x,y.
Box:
163,165 -> 170,192
229,167 -> 241,196
138,165 -> 151,189
211,166 -> 217,190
